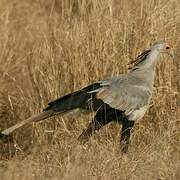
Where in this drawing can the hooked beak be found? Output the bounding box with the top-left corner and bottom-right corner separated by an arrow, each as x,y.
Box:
165,42 -> 175,60
167,50 -> 175,60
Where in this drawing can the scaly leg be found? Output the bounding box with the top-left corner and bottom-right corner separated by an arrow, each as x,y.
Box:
120,118 -> 134,153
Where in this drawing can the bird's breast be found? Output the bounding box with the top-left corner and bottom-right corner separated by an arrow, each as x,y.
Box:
127,105 -> 149,121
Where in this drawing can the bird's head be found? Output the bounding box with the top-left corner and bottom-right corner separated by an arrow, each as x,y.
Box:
128,40 -> 174,71
150,40 -> 174,58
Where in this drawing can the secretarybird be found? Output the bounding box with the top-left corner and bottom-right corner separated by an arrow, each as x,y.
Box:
0,41 -> 173,152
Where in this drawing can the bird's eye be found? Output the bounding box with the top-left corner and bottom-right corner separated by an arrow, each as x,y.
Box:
166,46 -> 170,49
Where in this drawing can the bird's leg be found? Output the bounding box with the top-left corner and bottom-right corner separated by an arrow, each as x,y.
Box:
78,120 -> 97,144
78,110 -> 112,144
120,118 -> 134,153
78,120 -> 102,144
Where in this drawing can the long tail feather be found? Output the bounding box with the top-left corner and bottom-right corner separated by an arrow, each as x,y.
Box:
0,109 -> 54,136
0,83 -> 103,139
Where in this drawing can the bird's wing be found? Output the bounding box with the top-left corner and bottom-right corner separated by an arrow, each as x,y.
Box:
96,77 -> 151,116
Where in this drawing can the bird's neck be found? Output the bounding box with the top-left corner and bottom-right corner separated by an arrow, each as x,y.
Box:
130,50 -> 160,88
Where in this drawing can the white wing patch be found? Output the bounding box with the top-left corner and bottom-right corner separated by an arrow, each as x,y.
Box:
87,89 -> 101,93
87,80 -> 111,94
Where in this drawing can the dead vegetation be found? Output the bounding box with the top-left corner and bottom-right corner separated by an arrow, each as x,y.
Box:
0,0 -> 179,179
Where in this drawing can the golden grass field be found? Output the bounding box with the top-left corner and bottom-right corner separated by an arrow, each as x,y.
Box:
0,0 -> 179,179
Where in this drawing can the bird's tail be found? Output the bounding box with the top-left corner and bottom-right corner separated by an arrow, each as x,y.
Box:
0,83 -> 102,139
0,109 -> 55,137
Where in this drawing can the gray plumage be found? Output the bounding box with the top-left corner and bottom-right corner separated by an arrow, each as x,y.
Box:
0,40 -> 173,152
91,41 -> 171,120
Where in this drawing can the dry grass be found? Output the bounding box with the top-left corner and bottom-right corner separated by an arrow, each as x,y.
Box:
0,0 -> 179,179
